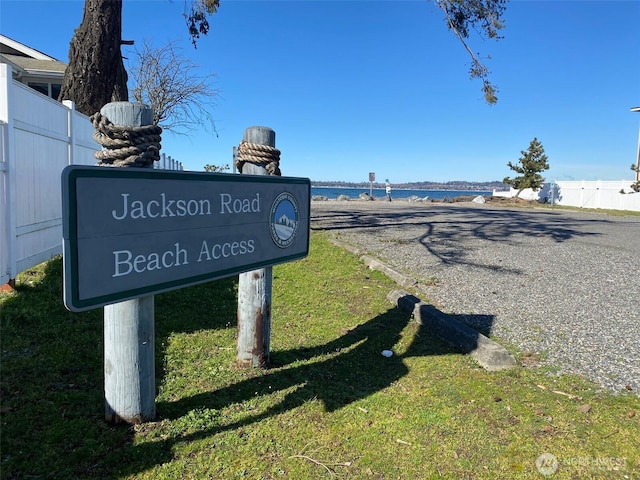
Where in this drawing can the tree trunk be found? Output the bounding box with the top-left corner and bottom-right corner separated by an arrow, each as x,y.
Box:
58,0 -> 128,116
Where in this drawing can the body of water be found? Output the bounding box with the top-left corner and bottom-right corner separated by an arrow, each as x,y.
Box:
311,187 -> 492,201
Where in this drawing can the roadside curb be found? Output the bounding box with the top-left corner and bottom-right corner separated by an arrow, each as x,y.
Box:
328,237 -> 517,371
388,290 -> 517,371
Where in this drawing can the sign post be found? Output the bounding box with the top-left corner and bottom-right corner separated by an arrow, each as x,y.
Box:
99,102 -> 157,425
369,172 -> 375,197
236,126 -> 278,368
63,122 -> 308,423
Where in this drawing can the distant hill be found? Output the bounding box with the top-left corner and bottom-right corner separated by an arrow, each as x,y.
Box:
311,180 -> 506,191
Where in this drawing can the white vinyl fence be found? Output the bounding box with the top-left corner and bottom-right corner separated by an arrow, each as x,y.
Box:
1,63 -> 183,285
493,180 -> 640,212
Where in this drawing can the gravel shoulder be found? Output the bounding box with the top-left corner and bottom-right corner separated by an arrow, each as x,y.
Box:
310,199 -> 640,395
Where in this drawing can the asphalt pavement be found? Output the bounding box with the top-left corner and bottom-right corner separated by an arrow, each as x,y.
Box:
310,200 -> 640,394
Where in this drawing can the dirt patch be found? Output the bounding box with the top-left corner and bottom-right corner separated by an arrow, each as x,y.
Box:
483,196 -> 536,206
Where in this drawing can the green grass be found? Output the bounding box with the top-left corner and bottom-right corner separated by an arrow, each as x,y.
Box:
1,232 -> 639,479
533,203 -> 640,216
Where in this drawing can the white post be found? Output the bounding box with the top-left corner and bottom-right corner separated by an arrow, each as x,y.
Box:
0,64 -> 17,287
236,126 -> 276,368
63,100 -> 76,165
101,102 -> 156,424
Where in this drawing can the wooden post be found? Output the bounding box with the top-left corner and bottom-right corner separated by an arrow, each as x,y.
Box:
236,126 -> 275,368
101,102 -> 156,424
232,145 -> 238,173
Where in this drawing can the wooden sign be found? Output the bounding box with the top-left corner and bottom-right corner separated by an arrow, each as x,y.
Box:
62,166 -> 310,311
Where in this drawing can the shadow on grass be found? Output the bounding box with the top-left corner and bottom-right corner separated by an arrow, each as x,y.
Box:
0,257 -> 238,479
108,303 -> 473,477
159,305 -> 451,419
0,257 -> 489,478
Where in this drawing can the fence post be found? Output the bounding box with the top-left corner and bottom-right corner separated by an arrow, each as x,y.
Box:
62,100 -> 76,165
0,64 -> 17,287
100,102 -> 156,424
236,126 -> 277,367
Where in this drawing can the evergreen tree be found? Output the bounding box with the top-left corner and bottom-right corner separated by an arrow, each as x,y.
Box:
503,138 -> 549,197
204,163 -> 230,173
630,164 -> 639,192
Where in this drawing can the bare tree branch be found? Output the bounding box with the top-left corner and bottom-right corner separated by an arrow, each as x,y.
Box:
126,39 -> 220,136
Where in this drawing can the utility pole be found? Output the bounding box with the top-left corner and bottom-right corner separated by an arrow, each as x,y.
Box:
632,107 -> 640,183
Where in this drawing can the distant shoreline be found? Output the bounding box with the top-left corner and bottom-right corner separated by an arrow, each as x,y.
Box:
312,185 -> 496,192
311,181 -> 505,191
311,186 -> 493,201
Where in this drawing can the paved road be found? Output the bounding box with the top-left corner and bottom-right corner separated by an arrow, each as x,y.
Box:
310,200 -> 640,394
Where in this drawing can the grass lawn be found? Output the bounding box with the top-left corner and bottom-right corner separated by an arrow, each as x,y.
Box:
1,232 -> 638,479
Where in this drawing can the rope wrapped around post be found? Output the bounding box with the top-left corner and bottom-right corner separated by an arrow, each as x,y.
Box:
90,112 -> 162,167
235,140 -> 281,176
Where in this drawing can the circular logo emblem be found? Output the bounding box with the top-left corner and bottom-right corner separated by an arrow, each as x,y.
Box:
536,453 -> 558,476
270,192 -> 299,248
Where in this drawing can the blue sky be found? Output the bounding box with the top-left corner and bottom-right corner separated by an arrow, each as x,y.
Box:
1,0 -> 639,183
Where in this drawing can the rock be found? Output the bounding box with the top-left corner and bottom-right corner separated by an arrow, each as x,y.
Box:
337,194 -> 351,201
472,195 -> 486,204
359,192 -> 374,201
311,195 -> 328,201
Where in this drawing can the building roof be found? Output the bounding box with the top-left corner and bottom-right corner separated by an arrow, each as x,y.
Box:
0,34 -> 66,78
0,34 -> 61,61
0,53 -> 66,75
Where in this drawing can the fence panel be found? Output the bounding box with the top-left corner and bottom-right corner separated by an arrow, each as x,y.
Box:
493,180 -> 640,211
155,153 -> 184,171
66,100 -> 100,167
1,63 -> 184,284
10,82 -> 81,276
